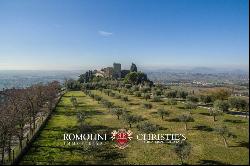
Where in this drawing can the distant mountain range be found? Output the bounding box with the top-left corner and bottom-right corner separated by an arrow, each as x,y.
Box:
142,67 -> 249,75
0,67 -> 248,90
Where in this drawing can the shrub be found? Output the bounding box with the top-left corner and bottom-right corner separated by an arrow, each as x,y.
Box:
117,88 -> 122,93
122,88 -> 128,94
65,79 -> 81,90
132,85 -> 139,91
177,90 -> 189,99
137,122 -> 159,133
199,95 -> 213,104
228,97 -> 248,111
214,100 -> 230,112
128,89 -> 134,95
154,89 -> 162,96
134,91 -> 142,97
125,84 -> 132,89
110,92 -> 116,97
94,95 -> 102,102
103,101 -> 114,109
115,94 -> 122,99
104,89 -> 111,96
143,93 -> 151,100
184,102 -> 197,110
140,86 -> 151,93
90,94 -> 95,99
70,96 -> 78,109
144,103 -> 153,109
152,96 -> 162,102
123,96 -> 129,102
165,90 -> 177,98
187,95 -> 199,103
165,99 -> 177,105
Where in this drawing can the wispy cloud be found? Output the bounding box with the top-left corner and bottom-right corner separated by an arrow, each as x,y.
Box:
98,30 -> 113,37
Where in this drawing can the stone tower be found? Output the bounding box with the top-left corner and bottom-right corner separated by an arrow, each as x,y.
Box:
113,63 -> 121,79
130,63 -> 137,72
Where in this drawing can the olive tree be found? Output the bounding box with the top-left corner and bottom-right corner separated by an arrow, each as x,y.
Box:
173,141 -> 191,165
143,102 -> 153,109
157,108 -> 170,120
209,108 -> 223,122
178,114 -> 194,130
184,102 -> 197,115
123,114 -> 142,128
214,100 -> 230,112
228,97 -> 248,117
77,112 -> 87,132
70,96 -> 78,110
215,126 -> 236,148
123,96 -> 129,103
144,93 -> 151,101
137,121 -> 159,133
111,107 -> 124,120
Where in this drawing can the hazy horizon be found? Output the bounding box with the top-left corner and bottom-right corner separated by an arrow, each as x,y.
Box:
0,64 -> 248,73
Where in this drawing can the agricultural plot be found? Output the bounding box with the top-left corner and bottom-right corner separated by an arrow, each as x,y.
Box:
19,91 -> 249,165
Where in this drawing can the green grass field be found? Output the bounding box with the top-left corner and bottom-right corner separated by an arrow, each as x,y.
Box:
19,91 -> 249,165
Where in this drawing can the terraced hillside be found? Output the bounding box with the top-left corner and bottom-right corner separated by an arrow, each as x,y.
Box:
19,91 -> 249,165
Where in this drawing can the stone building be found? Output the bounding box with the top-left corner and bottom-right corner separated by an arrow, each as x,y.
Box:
94,62 -> 137,79
112,63 -> 121,79
101,67 -> 114,78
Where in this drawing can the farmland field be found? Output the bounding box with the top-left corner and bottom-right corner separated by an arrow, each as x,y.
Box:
19,91 -> 249,165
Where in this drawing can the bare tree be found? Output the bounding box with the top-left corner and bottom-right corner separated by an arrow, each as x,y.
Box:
0,82 -> 61,164
0,93 -> 17,164
5,89 -> 29,150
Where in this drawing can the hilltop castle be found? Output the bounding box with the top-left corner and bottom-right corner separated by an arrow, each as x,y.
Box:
93,62 -> 137,79
78,62 -> 152,86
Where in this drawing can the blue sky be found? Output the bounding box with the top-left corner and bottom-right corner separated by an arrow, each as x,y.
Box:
0,0 -> 249,70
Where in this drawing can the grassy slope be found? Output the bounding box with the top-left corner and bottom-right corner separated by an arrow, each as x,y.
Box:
20,91 -> 249,165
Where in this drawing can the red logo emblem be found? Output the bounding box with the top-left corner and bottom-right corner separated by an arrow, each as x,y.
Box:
111,129 -> 133,149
